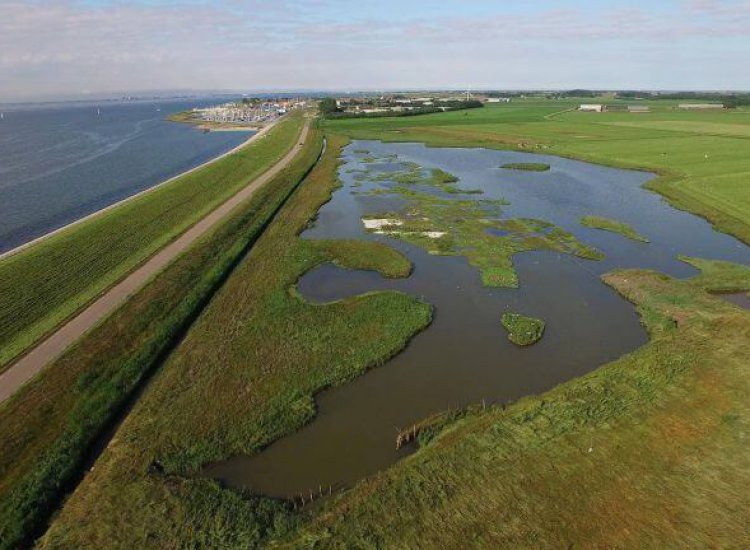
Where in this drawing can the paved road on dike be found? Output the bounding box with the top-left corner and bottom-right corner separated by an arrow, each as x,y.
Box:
0,118 -> 311,404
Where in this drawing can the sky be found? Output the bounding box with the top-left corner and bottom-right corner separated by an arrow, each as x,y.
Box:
2,0 -> 750,101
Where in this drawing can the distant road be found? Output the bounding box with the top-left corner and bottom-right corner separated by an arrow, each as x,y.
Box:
0,118 -> 310,404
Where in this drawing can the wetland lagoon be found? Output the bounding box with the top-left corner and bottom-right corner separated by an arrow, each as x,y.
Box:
203,140 -> 750,499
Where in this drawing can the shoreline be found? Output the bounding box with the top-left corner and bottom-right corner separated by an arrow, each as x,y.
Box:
0,117 -> 279,262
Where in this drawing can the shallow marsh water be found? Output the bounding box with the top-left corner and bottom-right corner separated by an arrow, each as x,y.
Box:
203,140 -> 750,498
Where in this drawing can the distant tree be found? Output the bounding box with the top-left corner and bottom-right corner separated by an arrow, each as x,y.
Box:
319,98 -> 339,116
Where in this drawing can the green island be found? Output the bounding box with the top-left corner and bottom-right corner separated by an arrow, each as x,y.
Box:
581,215 -> 650,242
3,98 -> 750,548
501,162 -> 551,171
501,312 -> 546,345
357,157 -> 602,287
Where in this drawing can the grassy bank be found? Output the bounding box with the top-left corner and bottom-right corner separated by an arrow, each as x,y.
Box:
37,135 -> 431,547
0,112 -> 304,370
0,119 -> 317,549
283,257 -> 750,547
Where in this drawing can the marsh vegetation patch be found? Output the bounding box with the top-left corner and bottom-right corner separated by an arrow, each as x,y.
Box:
501,162 -> 551,172
354,153 -> 603,287
580,215 -> 650,243
501,312 -> 546,346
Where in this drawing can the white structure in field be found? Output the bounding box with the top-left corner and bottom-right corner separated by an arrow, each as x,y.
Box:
678,103 -> 724,109
579,104 -> 604,112
487,97 -> 511,103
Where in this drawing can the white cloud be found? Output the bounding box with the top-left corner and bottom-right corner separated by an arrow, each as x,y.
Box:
1,0 -> 749,100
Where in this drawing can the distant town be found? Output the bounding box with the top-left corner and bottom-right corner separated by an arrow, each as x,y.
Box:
174,98 -> 308,129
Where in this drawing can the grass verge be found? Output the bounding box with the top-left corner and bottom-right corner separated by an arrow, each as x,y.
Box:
0,112 -> 304,370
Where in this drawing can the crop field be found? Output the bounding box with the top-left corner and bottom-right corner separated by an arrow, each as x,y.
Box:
7,100 -> 750,547
0,113 -> 305,370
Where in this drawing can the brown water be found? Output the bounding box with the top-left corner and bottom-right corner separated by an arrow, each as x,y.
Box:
202,141 -> 750,499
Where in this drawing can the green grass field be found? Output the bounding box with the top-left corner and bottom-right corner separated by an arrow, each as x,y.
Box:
7,100 -> 750,547
0,113 -> 305,370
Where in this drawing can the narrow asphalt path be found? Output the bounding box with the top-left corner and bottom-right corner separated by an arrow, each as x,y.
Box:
0,118 -> 310,404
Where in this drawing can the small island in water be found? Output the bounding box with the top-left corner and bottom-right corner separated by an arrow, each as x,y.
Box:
500,162 -> 551,172
580,215 -> 650,243
501,312 -> 546,346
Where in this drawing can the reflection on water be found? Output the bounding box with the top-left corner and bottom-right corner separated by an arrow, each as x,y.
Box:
719,292 -> 750,311
203,140 -> 750,498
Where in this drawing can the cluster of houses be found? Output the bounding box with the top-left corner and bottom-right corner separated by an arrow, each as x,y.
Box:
333,94 -> 509,115
193,99 -> 307,125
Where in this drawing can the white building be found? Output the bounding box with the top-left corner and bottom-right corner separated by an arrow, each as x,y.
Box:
487,97 -> 511,103
579,104 -> 604,112
678,103 -> 724,109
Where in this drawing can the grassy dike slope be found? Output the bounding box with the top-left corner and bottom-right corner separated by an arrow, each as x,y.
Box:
285,258 -> 750,548
325,101 -> 750,246
0,113 -> 304,370
0,119 -> 316,549
39,135 -> 431,548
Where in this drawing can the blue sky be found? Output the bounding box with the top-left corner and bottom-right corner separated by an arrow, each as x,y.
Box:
2,0 -> 749,100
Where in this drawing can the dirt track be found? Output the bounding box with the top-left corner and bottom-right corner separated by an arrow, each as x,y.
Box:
0,118 -> 310,404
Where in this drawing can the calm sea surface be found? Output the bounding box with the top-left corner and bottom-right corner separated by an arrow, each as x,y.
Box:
0,98 -> 250,253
